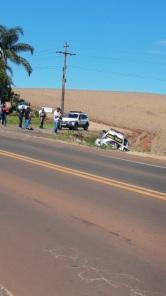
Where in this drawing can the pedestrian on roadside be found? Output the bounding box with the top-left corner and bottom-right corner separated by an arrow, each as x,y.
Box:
0,103 -> 2,124
39,107 -> 46,128
28,110 -> 33,130
18,106 -> 25,128
1,103 -> 8,126
53,107 -> 61,133
24,106 -> 31,129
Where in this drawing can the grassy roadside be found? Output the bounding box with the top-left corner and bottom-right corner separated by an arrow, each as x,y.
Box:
7,114 -> 53,129
6,114 -> 99,147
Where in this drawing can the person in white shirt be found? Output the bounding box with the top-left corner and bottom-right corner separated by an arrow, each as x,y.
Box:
53,107 -> 61,133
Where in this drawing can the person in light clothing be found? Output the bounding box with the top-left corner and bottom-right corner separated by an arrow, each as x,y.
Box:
53,107 -> 61,133
39,107 -> 46,129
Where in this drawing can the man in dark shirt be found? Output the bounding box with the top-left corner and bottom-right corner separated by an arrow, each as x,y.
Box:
18,106 -> 25,128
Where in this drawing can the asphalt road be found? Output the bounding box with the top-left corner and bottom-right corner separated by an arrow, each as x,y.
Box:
0,129 -> 166,296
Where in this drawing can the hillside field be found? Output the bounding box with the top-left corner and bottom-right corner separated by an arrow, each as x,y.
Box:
14,88 -> 166,156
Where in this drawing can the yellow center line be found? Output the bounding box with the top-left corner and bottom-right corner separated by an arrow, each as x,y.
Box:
0,149 -> 166,201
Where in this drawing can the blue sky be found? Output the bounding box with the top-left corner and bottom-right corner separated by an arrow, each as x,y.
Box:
1,0 -> 166,94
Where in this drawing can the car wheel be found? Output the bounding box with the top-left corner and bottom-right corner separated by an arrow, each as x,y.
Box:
74,123 -> 78,130
84,123 -> 89,130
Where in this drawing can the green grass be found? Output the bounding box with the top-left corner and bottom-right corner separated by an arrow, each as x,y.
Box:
7,114 -> 53,129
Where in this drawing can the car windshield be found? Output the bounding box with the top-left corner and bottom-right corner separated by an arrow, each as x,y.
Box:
67,113 -> 78,119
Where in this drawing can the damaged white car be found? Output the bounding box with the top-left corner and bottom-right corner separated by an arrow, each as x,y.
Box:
95,128 -> 129,151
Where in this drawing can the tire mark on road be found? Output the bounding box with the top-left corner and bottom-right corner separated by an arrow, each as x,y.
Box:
0,285 -> 14,296
45,247 -> 165,296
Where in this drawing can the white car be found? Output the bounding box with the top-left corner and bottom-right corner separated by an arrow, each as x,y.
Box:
17,102 -> 29,111
60,111 -> 89,130
95,128 -> 129,151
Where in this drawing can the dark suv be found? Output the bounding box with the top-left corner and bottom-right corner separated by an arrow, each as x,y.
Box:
60,111 -> 89,130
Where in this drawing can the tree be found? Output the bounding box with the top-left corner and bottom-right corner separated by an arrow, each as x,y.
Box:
0,60 -> 12,102
0,25 -> 34,76
0,25 -> 34,103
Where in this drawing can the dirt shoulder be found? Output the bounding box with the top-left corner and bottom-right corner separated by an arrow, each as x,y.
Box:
90,122 -> 166,157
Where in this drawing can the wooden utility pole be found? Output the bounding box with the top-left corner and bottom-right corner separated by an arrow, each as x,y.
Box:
56,43 -> 76,116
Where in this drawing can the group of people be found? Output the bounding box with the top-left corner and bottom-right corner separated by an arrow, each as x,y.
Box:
0,103 -> 8,126
0,103 -> 62,133
20,106 -> 62,133
39,107 -> 62,133
18,106 -> 33,130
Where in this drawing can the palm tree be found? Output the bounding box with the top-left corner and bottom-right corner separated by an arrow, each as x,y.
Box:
0,25 -> 34,76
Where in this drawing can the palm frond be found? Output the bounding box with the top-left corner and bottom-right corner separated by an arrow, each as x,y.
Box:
10,26 -> 24,36
6,65 -> 13,76
18,56 -> 33,75
0,25 -> 33,77
8,50 -> 33,75
12,43 -> 34,55
0,25 -> 6,34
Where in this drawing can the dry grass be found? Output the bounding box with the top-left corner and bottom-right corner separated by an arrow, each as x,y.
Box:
14,88 -> 166,155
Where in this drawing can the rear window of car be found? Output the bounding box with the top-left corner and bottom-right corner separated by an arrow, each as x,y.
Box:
80,114 -> 88,119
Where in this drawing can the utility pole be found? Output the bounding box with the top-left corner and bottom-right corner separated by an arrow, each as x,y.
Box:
56,42 -> 76,116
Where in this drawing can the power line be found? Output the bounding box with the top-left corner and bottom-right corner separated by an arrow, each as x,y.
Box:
13,62 -> 166,82
33,50 -> 166,65
35,45 -> 166,57
13,64 -> 166,82
78,54 -> 166,66
68,66 -> 166,82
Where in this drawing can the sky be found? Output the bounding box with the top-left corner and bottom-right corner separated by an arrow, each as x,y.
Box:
1,0 -> 166,94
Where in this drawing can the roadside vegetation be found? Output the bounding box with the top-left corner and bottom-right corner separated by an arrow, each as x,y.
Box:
0,25 -> 33,103
6,113 -> 99,146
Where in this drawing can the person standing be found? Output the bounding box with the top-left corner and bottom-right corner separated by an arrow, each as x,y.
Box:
24,106 -> 31,129
53,107 -> 61,133
0,103 -> 2,124
18,106 -> 25,128
28,110 -> 33,130
1,103 -> 8,126
39,107 -> 46,129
